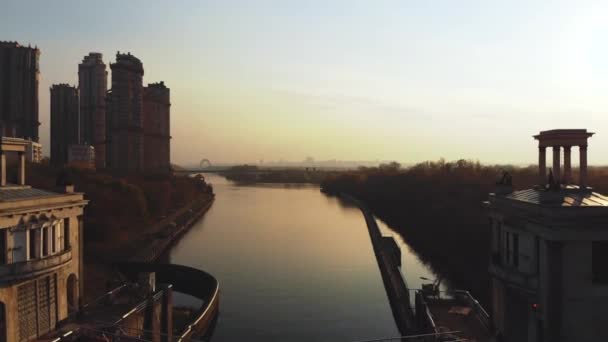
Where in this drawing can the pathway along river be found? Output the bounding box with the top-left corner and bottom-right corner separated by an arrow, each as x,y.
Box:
168,173 -> 440,342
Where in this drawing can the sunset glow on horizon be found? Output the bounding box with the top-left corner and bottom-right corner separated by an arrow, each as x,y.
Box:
3,0 -> 608,166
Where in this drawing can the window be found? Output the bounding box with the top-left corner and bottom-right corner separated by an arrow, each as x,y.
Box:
535,236 -> 541,273
42,227 -> 48,257
505,231 -> 511,264
0,230 -> 5,265
513,233 -> 519,268
592,241 -> 608,283
51,226 -> 56,254
29,229 -> 36,260
63,219 -> 70,249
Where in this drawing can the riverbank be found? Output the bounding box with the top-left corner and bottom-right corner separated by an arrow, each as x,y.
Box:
84,190 -> 215,300
25,162 -> 215,300
220,165 -> 334,184
320,161 -> 515,306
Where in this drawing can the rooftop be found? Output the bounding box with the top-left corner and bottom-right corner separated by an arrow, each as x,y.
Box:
80,52 -> 105,65
496,186 -> 608,207
0,186 -> 60,202
0,41 -> 39,50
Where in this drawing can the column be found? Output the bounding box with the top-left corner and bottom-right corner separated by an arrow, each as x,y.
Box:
552,146 -> 561,183
78,215 -> 84,309
0,151 -> 6,187
580,145 -> 588,188
18,151 -> 25,185
563,146 -> 572,184
538,146 -> 546,185
161,285 -> 173,342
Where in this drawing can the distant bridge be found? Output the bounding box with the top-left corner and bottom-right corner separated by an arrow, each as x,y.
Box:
174,159 -> 229,174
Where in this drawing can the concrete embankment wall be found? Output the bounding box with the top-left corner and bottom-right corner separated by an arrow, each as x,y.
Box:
132,195 -> 215,262
340,194 -> 416,335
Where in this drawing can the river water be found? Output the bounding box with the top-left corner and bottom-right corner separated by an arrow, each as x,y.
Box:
168,173 -> 439,342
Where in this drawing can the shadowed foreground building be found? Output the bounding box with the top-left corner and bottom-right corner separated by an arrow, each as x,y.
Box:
106,52 -> 144,173
0,42 -> 40,141
50,84 -> 79,166
0,137 -> 87,341
486,129 -> 608,342
78,53 -> 107,168
143,82 -> 171,173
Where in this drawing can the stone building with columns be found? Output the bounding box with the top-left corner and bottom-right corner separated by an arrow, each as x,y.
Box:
0,137 -> 88,341
486,129 -> 608,342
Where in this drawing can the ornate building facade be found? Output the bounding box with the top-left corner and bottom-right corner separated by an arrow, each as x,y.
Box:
487,129 -> 608,342
0,137 -> 87,341
50,84 -> 79,166
143,82 -> 171,173
0,42 -> 40,141
78,53 -> 107,169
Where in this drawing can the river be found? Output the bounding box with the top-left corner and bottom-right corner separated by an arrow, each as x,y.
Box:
168,173 -> 440,342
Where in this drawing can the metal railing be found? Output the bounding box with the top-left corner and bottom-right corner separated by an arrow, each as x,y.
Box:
352,331 -> 465,342
451,290 -> 492,332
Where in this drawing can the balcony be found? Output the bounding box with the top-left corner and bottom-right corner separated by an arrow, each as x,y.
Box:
489,252 -> 539,290
0,249 -> 72,282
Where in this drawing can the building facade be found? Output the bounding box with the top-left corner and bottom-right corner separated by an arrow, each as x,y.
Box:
486,129 -> 608,342
78,53 -> 107,168
67,144 -> 95,170
0,137 -> 87,342
143,82 -> 171,173
0,42 -> 40,141
50,84 -> 79,166
106,52 -> 144,173
25,140 -> 42,164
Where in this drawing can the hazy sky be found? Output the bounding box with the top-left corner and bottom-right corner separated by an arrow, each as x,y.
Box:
3,0 -> 608,165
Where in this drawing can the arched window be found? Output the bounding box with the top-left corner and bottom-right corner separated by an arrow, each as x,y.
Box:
0,301 -> 5,342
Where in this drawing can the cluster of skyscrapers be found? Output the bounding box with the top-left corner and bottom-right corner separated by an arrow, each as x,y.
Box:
0,40 -> 171,173
52,51 -> 171,173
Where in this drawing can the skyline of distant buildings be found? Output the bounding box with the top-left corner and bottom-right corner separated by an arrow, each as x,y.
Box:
0,39 -> 172,174
0,41 -> 40,142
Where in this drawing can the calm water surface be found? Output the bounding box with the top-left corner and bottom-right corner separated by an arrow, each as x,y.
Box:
168,174 -> 439,342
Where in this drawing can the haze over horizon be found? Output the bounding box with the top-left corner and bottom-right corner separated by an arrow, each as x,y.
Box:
3,0 -> 608,166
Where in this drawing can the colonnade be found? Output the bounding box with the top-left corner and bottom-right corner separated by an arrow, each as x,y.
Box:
538,145 -> 587,187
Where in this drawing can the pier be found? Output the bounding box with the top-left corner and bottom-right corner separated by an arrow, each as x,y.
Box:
343,194 -> 416,335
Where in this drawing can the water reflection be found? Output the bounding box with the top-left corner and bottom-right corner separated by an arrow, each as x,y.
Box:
169,174 -> 439,341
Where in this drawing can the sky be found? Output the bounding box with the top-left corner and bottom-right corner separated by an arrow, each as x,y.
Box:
2,0 -> 608,166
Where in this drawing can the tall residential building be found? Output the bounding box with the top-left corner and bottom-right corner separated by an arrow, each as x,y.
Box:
0,137 -> 88,341
0,41 -> 40,140
143,82 -> 171,173
25,139 -> 42,163
78,53 -> 107,168
106,52 -> 144,173
486,129 -> 608,342
50,84 -> 79,166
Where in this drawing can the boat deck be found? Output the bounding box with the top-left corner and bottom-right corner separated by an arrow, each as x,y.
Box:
416,290 -> 495,342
